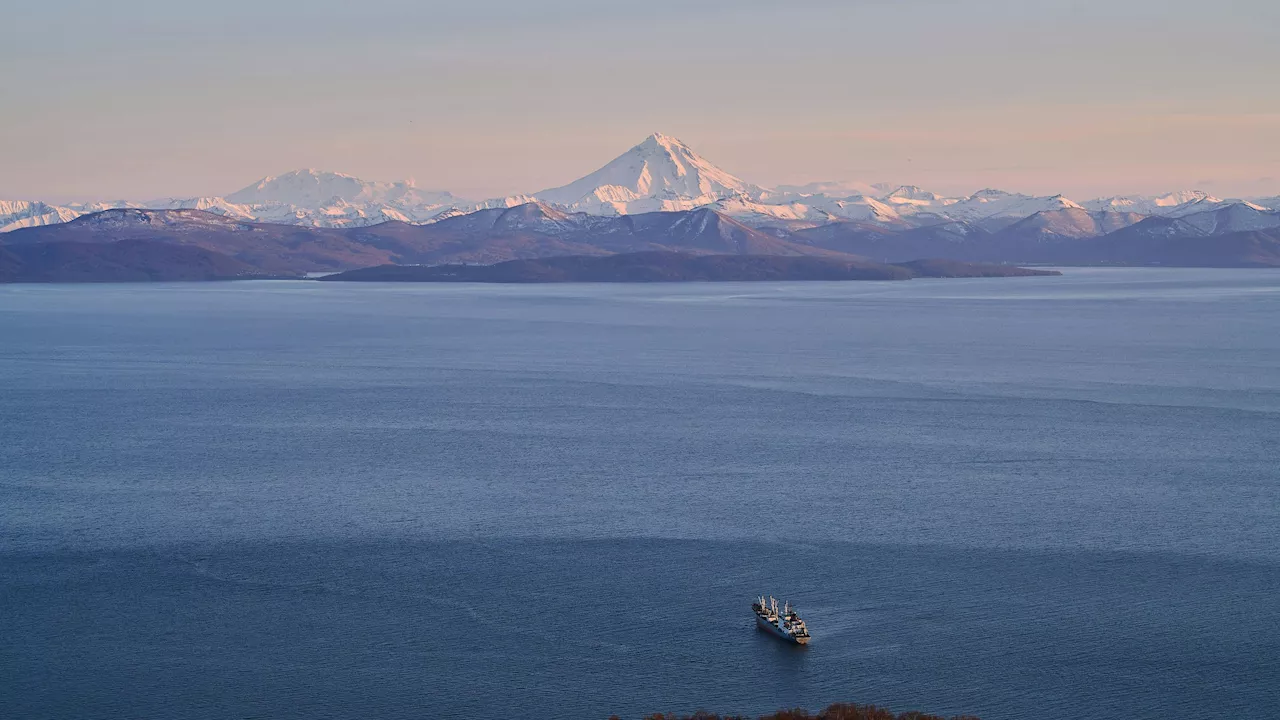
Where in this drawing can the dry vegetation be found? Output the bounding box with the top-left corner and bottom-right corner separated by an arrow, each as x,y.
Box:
611,703 -> 980,720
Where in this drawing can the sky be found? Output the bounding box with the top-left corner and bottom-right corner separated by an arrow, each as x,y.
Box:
2,0 -> 1278,202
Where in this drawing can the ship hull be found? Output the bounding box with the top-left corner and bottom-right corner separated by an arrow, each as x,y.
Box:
755,613 -> 809,645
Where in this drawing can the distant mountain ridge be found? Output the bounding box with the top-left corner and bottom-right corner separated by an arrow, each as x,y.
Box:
4,133 -> 1277,235
0,203 -> 855,281
787,204 -> 1280,266
3,198 -> 1278,283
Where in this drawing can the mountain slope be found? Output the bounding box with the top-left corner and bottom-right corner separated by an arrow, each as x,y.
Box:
1084,190 -> 1219,214
613,208 -> 831,255
391,202 -> 844,260
1251,196 -> 1280,211
534,133 -> 767,214
788,207 -> 1280,266
227,169 -> 463,210
0,200 -> 82,233
993,208 -> 1145,242
0,239 -> 259,282
1172,203 -> 1280,234
1,204 -> 854,280
941,190 -> 1084,220
0,209 -> 399,274
1063,226 -> 1280,267
771,181 -> 890,199
790,220 -> 995,263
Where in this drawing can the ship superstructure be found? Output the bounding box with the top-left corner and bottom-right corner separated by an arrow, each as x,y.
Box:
752,595 -> 810,645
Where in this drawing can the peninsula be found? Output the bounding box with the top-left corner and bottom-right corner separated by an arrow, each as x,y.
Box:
318,252 -> 1060,283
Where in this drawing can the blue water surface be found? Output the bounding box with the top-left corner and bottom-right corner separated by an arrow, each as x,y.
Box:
1,269 -> 1278,719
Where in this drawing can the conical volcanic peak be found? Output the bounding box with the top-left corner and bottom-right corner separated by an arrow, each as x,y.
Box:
535,133 -> 767,214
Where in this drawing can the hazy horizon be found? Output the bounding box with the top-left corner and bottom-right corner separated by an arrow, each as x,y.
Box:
4,0 -> 1278,202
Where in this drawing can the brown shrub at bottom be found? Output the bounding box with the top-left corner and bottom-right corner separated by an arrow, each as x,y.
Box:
629,703 -> 981,720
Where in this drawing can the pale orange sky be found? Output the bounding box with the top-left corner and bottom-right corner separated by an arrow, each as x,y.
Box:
3,0 -> 1278,202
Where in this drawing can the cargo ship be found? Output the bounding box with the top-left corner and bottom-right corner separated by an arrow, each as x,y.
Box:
753,595 -> 810,645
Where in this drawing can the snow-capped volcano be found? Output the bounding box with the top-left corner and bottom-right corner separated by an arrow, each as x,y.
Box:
229,169 -> 380,206
216,169 -> 468,225
227,169 -> 461,209
533,133 -> 768,214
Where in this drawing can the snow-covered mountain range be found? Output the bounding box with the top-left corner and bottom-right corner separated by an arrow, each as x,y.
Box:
3,133 -> 1277,233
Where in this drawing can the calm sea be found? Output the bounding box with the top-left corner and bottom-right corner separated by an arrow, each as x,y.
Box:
1,269 -> 1278,720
